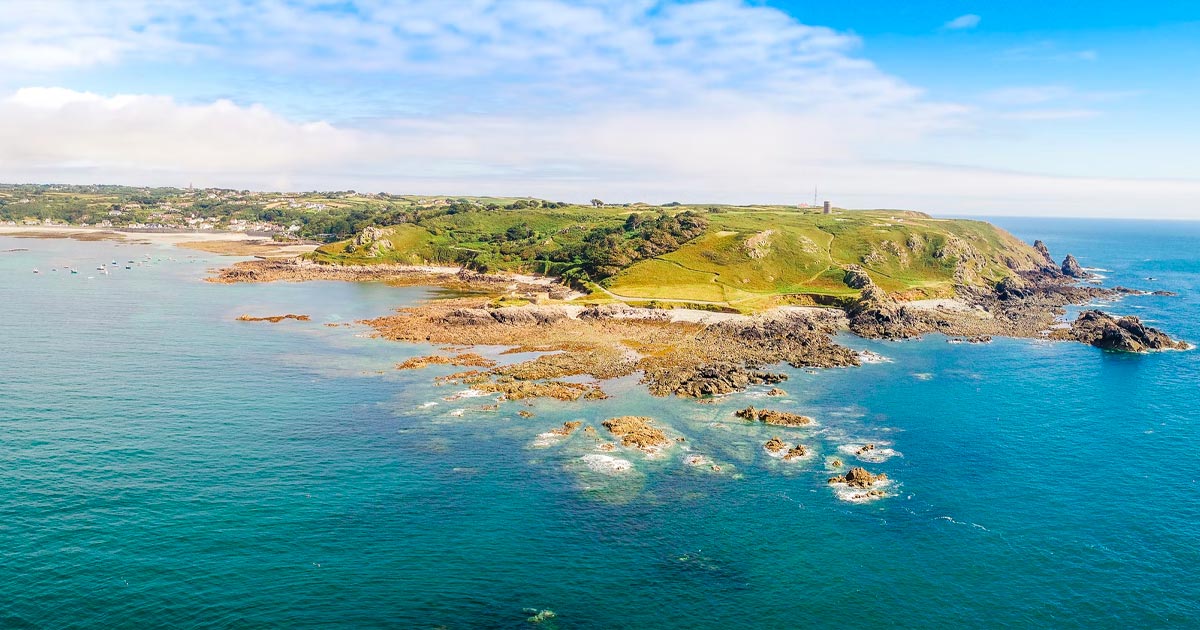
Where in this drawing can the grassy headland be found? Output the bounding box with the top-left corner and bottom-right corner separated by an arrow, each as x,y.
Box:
307,202 -> 1046,311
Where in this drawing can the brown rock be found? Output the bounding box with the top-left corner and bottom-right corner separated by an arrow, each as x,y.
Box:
1061,254 -> 1088,278
783,444 -> 807,460
236,313 -> 310,323
735,406 -> 813,426
828,466 -> 888,488
396,353 -> 496,371
548,421 -> 582,436
601,416 -> 670,452
1066,310 -> 1187,352
763,436 -> 787,453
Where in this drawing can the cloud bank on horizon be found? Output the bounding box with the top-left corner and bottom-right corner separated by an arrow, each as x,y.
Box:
0,0 -> 1196,218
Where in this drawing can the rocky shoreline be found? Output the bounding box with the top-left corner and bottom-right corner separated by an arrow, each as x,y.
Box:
214,240 -> 1186,402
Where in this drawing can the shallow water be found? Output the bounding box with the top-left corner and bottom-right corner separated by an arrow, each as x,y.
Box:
2,219 -> 1198,628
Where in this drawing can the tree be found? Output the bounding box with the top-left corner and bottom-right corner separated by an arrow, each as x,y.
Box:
590,199 -> 604,207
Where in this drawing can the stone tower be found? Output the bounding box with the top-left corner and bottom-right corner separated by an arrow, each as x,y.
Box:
822,201 -> 831,214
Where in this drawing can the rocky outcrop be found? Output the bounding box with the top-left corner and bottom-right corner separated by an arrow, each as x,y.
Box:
578,303 -> 670,321
767,388 -> 786,397
441,306 -> 568,327
1033,240 -> 1055,267
662,364 -> 787,398
602,416 -> 670,453
349,226 -> 393,257
763,436 -> 787,453
995,275 -> 1032,300
783,444 -> 807,460
828,467 -> 888,488
549,421 -> 582,436
395,353 -> 495,370
236,313 -> 310,323
1061,254 -> 1088,278
474,379 -> 608,401
735,406 -> 813,426
843,265 -> 873,290
1064,310 -> 1188,352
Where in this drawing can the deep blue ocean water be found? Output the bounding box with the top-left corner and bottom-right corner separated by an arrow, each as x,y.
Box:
1,219 -> 1198,629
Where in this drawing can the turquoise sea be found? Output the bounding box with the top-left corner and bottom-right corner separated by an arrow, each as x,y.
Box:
2,218 -> 1198,629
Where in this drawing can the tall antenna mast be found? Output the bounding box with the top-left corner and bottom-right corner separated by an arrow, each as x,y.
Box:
813,186 -> 818,207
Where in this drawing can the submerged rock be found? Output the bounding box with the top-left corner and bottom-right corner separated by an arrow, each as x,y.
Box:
549,421 -> 582,436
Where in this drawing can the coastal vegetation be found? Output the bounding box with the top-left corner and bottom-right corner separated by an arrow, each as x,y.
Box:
4,183 -> 1049,311
306,203 -> 1049,310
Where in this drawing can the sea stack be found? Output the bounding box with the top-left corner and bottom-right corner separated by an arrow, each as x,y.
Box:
1061,254 -> 1087,278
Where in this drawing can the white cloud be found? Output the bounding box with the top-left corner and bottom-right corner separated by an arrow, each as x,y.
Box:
944,14 -> 981,30
0,87 -> 369,173
4,86 -> 1200,219
0,2 -> 1195,218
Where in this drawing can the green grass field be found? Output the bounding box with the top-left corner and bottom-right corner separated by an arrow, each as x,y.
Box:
308,202 -> 1046,311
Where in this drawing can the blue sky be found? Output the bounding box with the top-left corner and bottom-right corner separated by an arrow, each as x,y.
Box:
0,0 -> 1197,217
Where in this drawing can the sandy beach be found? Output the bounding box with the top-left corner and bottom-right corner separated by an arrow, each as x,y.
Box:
0,225 -> 318,257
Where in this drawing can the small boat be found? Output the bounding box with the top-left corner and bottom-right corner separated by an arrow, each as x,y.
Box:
70,268 -> 79,274
32,268 -> 39,274
125,266 -> 132,270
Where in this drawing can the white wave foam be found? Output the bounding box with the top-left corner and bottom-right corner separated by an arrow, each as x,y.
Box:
419,401 -> 438,409
581,454 -> 633,475
448,409 -> 465,417
838,443 -> 902,463
857,350 -> 892,364
829,478 -> 895,503
912,372 -> 933,381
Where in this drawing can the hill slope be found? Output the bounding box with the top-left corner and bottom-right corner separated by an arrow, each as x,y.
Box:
313,203 -> 1048,310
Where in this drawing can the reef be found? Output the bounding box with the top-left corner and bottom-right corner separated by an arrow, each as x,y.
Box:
395,353 -> 496,370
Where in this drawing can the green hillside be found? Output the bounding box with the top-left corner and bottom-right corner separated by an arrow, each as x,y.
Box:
312,202 -> 1047,310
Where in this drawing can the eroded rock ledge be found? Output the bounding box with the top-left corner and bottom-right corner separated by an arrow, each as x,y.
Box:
365,300 -> 857,399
